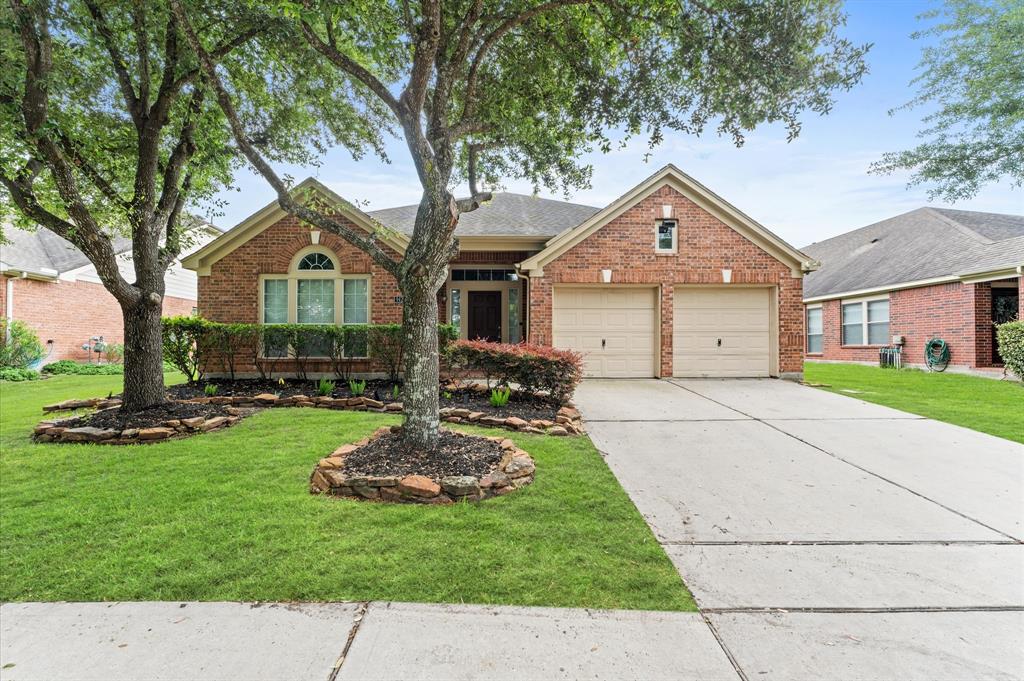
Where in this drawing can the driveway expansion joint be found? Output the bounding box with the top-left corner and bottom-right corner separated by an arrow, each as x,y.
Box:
699,612 -> 749,681
327,601 -> 370,681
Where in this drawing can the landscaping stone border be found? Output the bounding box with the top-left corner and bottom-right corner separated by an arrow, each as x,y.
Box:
37,393 -> 584,443
309,427 -> 536,504
33,408 -> 248,445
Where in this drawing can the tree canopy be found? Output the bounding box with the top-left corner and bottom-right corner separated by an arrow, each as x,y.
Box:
872,0 -> 1024,200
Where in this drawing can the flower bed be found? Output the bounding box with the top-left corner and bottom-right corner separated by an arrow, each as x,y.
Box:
34,402 -> 248,444
310,427 -> 536,504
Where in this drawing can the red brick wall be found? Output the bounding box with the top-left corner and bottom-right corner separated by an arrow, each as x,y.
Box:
806,280 -> 1007,368
2,275 -> 194,362
527,184 -> 805,376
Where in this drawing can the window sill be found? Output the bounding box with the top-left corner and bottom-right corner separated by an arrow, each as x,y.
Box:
806,352 -> 823,357
840,344 -> 887,349
654,251 -> 677,256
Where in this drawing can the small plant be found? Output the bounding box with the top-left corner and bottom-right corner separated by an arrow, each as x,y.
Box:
489,386 -> 512,407
442,390 -> 452,400
392,384 -> 401,400
278,377 -> 286,387
348,378 -> 366,396
204,384 -> 218,397
316,377 -> 335,396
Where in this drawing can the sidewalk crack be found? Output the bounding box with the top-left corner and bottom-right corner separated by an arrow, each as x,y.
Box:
327,601 -> 370,681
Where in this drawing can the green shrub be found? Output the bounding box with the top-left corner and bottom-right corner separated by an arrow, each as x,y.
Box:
161,316 -> 210,383
996,320 -> 1024,381
0,319 -> 44,369
392,384 -> 401,400
0,367 -> 40,381
204,384 -> 218,397
316,377 -> 335,396
489,386 -> 511,407
348,378 -> 366,396
368,324 -> 403,382
41,360 -> 124,375
103,342 -> 124,364
445,339 -> 584,403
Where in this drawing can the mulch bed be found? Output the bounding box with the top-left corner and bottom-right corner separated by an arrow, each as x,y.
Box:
340,430 -> 503,480
59,401 -> 234,431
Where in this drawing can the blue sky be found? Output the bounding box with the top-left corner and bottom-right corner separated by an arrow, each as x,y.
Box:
208,0 -> 1022,248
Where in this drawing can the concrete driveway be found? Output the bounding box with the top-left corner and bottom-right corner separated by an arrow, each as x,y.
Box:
576,378 -> 1024,681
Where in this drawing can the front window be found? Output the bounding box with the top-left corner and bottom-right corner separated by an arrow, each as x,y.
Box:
656,219 -> 677,253
806,307 -> 822,353
842,298 -> 889,346
297,279 -> 334,324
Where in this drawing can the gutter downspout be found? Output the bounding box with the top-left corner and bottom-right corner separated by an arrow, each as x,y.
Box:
513,264 -> 531,344
5,275 -> 14,344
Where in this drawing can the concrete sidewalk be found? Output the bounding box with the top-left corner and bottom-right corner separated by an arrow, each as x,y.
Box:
0,601 -> 738,681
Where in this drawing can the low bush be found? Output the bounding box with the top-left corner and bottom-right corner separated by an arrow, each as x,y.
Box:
489,386 -> 511,407
0,319 -> 44,369
41,360 -> 125,375
445,340 -> 584,403
0,367 -> 40,382
996,320 -> 1024,381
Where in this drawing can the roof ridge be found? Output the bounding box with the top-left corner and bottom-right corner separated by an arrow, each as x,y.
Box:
920,207 -> 994,246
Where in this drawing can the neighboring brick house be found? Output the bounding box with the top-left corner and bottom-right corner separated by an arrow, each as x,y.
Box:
182,165 -> 814,379
802,208 -> 1023,372
1,220 -> 219,363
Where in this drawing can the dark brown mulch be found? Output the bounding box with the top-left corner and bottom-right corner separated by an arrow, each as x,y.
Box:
439,388 -> 559,420
341,430 -> 503,479
59,402 -> 234,431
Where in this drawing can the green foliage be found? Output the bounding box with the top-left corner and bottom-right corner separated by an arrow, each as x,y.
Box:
391,384 -> 401,400
996,321 -> 1024,381
348,378 -> 366,396
161,316 -> 210,383
368,324 -> 403,383
489,386 -> 512,408
447,340 -> 584,403
0,367 -> 40,382
871,0 -> 1024,199
103,343 -> 125,364
316,377 -> 335,396
41,360 -> 123,376
204,384 -> 218,397
0,319 -> 44,369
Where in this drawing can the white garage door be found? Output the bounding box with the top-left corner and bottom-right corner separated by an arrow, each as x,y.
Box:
553,287 -> 656,378
674,288 -> 771,377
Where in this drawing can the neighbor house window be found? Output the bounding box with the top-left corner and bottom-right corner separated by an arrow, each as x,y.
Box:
806,307 -> 822,354
656,219 -> 677,253
842,297 -> 889,346
259,248 -> 371,357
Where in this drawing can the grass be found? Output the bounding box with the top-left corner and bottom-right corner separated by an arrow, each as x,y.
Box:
805,363 -> 1024,444
0,374 -> 693,610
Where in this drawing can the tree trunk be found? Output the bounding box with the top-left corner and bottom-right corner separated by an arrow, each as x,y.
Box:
399,275 -> 442,450
120,297 -> 166,412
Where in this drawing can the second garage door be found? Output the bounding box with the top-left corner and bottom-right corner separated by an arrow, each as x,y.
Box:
673,287 -> 771,377
553,287 -> 656,378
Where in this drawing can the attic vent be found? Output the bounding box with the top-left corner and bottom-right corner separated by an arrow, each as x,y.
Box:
870,237 -> 880,243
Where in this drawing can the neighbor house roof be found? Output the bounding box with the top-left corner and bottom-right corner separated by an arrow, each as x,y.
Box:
1,217 -> 220,280
802,208 -> 1024,301
368,192 -> 600,238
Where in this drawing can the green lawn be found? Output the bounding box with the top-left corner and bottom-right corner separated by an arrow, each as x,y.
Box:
805,363 -> 1024,444
0,374 -> 693,610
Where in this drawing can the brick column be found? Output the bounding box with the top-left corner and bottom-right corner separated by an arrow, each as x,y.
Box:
659,284 -> 673,377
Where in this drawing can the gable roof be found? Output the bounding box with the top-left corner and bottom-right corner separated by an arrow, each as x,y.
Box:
802,208 -> 1024,301
181,178 -> 411,275
519,164 -> 814,275
369,192 -> 600,238
1,216 -> 218,280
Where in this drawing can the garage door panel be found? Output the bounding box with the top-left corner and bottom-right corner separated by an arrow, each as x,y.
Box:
553,287 -> 656,378
674,288 -> 771,378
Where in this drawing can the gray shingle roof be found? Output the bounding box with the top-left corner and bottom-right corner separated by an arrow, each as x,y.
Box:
368,192 -> 600,237
802,207 -> 1024,299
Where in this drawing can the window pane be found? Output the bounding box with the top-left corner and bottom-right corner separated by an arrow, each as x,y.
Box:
657,221 -> 675,250
343,278 -> 368,324
263,279 -> 288,324
297,279 -> 334,323
298,252 -> 334,270
806,308 -> 822,335
868,300 -> 889,323
842,324 -> 863,345
841,303 -> 862,325
807,334 -> 823,354
452,270 -> 465,281
451,289 -> 461,330
508,288 -> 521,343
868,322 -> 890,345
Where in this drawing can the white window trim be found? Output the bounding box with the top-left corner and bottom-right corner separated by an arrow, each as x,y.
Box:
257,247 -> 372,358
655,219 -> 678,255
840,294 -> 890,347
805,304 -> 823,354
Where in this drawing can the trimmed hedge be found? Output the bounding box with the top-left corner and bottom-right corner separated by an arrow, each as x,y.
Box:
445,339 -> 584,403
996,320 -> 1024,381
40,359 -> 177,375
161,317 -> 458,382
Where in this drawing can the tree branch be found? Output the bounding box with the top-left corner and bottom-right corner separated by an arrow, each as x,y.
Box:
83,0 -> 142,125
169,0 -> 402,277
54,130 -> 131,212
402,0 -> 441,117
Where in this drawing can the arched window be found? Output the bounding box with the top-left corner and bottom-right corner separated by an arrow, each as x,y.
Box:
297,252 -> 335,270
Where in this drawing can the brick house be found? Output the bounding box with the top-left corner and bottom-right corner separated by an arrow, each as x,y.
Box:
802,208 -> 1024,372
1,220 -> 219,363
182,165 -> 814,379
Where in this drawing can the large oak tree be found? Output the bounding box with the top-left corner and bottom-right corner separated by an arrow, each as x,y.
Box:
0,0 -> 370,410
175,0 -> 867,449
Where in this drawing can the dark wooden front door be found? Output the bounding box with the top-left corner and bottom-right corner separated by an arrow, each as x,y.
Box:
993,287 -> 1019,364
468,291 -> 502,341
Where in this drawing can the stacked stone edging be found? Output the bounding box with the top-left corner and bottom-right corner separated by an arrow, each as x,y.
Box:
33,410 -> 246,444
309,427 -> 536,504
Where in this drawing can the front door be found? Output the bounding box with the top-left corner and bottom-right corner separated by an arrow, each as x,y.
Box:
993,287 -> 1019,364
468,291 -> 502,341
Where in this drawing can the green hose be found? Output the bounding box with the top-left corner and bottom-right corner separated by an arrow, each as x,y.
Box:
925,338 -> 950,372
